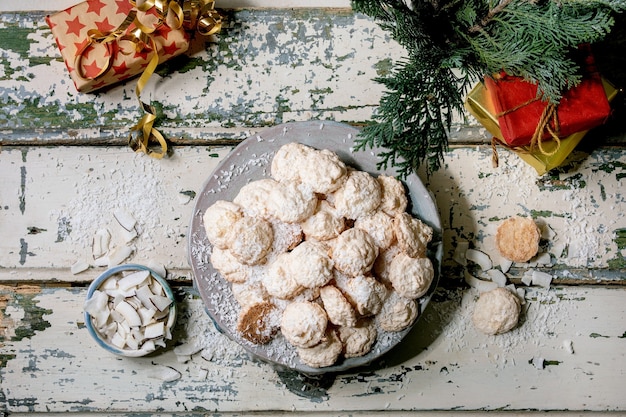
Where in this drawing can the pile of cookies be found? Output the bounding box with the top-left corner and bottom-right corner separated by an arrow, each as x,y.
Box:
203,142 -> 435,368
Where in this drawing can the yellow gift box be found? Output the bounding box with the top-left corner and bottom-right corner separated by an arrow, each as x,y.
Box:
464,79 -> 618,175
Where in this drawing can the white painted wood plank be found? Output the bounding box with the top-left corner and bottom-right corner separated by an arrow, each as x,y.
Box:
1,145 -> 624,281
0,9 -> 409,143
1,285 -> 624,413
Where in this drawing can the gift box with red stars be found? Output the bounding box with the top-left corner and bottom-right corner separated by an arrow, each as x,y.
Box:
46,0 -> 189,93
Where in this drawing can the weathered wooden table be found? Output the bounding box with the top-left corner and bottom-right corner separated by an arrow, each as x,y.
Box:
1,1 -> 625,415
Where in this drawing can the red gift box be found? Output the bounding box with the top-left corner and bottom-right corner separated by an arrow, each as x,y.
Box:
484,70 -> 611,148
46,0 -> 190,93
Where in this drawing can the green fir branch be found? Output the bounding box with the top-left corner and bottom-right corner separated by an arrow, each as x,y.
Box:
352,0 -> 626,175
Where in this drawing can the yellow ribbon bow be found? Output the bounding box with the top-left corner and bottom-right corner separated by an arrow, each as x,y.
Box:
74,0 -> 222,159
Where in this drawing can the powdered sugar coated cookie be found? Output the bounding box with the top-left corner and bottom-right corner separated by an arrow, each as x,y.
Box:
319,285 -> 357,327
280,301 -> 328,348
203,200 -> 243,249
331,228 -> 379,277
388,252 -> 434,299
472,287 -> 521,335
377,175 -> 408,216
394,212 -> 433,258
333,170 -> 382,220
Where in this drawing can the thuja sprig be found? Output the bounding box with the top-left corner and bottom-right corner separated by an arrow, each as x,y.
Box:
351,0 -> 626,176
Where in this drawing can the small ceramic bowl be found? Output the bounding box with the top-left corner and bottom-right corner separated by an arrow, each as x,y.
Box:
84,264 -> 177,357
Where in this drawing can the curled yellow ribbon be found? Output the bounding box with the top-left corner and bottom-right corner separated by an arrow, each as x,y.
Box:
74,0 -> 223,158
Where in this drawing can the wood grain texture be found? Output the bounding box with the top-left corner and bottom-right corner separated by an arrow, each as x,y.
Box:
1,2 -> 626,415
1,284 -> 625,413
1,8 -> 624,148
1,145 -> 624,280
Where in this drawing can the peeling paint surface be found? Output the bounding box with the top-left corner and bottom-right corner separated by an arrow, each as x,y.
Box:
1,2 -> 626,415
0,286 -> 624,413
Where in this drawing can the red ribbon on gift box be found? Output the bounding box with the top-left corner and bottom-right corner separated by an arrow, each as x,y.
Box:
484,45 -> 611,160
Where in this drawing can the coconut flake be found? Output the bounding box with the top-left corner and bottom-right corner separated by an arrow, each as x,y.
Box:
146,260 -> 167,278
71,260 -> 90,275
115,301 -> 142,327
486,268 -> 508,287
92,228 -> 111,259
118,270 -> 150,291
113,209 -> 137,232
150,293 -> 173,312
466,249 -> 492,271
499,258 -> 513,274
464,270 -> 498,293
531,270 -> 553,288
534,252 -> 551,266
521,270 -> 533,286
144,321 -> 165,339
108,245 -> 134,267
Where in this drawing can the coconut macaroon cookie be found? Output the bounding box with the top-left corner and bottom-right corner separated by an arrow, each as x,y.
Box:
299,148 -> 348,194
319,285 -> 357,327
203,200 -> 243,249
333,170 -> 382,220
394,212 -> 433,258
297,328 -> 343,368
233,178 -> 279,219
289,240 -> 334,289
377,291 -> 419,332
300,200 -> 346,241
337,319 -> 377,358
227,216 -> 274,266
331,228 -> 379,277
270,142 -> 313,183
237,301 -> 280,344
495,216 -> 541,263
388,252 -> 434,299
263,252 -> 303,299
280,301 -> 328,348
210,246 -> 249,284
344,275 -> 388,316
472,287 -> 521,335
377,175 -> 408,216
268,181 -> 317,223
354,210 -> 396,250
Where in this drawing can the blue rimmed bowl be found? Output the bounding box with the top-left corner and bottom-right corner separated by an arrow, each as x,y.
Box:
84,264 -> 177,357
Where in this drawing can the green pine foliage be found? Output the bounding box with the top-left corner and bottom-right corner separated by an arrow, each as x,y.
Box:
351,0 -> 626,176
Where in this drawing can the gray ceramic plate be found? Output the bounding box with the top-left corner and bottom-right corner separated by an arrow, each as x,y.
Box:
188,120 -> 442,374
